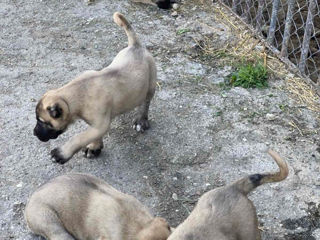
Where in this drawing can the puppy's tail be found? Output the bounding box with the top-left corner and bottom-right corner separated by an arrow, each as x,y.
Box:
113,12 -> 140,47
233,149 -> 289,195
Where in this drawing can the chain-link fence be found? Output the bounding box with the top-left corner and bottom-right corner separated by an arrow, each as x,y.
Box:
218,0 -> 320,85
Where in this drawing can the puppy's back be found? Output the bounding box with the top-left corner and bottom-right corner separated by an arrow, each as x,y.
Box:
25,173 -> 151,239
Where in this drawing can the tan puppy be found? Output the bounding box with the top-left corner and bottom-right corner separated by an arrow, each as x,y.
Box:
168,150 -> 289,240
33,12 -> 156,164
25,173 -> 172,240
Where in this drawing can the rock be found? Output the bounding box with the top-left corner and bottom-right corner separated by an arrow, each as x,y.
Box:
171,11 -> 178,17
255,45 -> 264,52
217,66 -> 232,77
172,3 -> 179,10
312,228 -> 320,239
266,113 -> 276,121
208,75 -> 225,84
172,193 -> 178,200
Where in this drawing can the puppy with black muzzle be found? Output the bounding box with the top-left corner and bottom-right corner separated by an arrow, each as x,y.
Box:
25,173 -> 172,240
168,150 -> 289,240
34,12 -> 157,164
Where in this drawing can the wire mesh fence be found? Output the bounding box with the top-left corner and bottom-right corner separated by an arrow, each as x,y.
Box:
218,0 -> 320,85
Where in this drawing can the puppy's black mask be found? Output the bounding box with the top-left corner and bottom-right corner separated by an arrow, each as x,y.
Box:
33,119 -> 63,142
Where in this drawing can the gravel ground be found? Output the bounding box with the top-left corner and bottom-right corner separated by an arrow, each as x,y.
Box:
1,0 -> 320,239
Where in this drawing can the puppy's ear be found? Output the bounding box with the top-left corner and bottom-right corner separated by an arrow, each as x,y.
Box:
47,104 -> 63,119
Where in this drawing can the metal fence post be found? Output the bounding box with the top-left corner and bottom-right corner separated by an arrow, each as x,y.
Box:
267,0 -> 280,45
256,0 -> 265,32
299,0 -> 317,74
232,0 -> 240,14
280,0 -> 295,57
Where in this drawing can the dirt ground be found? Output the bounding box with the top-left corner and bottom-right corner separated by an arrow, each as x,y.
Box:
1,0 -> 320,239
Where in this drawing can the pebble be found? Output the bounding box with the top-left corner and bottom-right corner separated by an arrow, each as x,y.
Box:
255,45 -> 264,52
171,11 -> 178,17
172,3 -> 179,10
266,113 -> 276,121
172,193 -> 178,200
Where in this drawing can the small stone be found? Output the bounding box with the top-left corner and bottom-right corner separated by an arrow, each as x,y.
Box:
171,11 -> 178,17
173,177 -> 178,181
255,45 -> 264,52
143,176 -> 148,179
266,113 -> 276,121
16,182 -> 23,188
172,3 -> 179,10
172,193 -> 178,200
287,73 -> 294,78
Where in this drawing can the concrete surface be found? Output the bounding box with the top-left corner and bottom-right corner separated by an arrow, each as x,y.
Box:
0,0 -> 319,239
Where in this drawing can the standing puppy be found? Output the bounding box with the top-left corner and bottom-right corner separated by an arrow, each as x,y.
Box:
25,173 -> 172,240
33,12 -> 156,164
168,150 -> 289,240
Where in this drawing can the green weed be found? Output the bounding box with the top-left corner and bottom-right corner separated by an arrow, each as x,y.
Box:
230,63 -> 268,88
177,29 -> 191,35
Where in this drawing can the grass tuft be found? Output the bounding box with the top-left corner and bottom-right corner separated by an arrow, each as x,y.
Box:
230,62 -> 268,89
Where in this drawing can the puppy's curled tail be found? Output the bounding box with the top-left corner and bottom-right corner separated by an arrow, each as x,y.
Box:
113,12 -> 140,47
234,149 -> 289,195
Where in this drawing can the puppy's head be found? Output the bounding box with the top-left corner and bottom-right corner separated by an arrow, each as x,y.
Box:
34,95 -> 70,142
137,217 -> 172,240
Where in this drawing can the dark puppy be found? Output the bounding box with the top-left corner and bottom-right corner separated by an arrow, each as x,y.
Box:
168,150 -> 289,240
130,0 -> 174,9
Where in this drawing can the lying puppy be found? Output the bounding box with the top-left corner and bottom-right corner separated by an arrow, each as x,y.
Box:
33,12 -> 157,164
168,150 -> 289,240
25,173 -> 172,240
130,0 -> 174,9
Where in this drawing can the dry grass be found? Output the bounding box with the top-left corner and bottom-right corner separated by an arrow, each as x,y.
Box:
193,2 -> 320,120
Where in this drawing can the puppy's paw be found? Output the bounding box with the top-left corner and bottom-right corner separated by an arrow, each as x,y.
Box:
133,118 -> 150,133
82,147 -> 102,158
51,148 -> 71,164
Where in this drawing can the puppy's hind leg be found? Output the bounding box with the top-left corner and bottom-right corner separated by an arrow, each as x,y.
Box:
83,138 -> 104,158
133,60 -> 156,133
133,89 -> 155,132
26,205 -> 75,240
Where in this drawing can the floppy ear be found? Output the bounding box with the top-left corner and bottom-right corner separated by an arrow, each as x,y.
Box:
47,104 -> 63,119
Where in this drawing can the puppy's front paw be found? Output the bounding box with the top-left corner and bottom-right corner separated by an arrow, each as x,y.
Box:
133,118 -> 150,133
82,147 -> 102,158
51,148 -> 71,164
